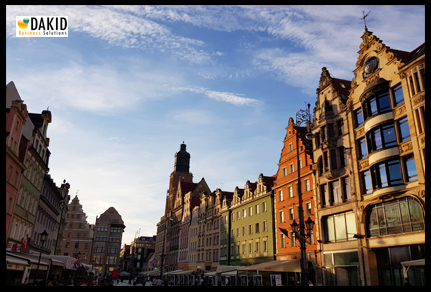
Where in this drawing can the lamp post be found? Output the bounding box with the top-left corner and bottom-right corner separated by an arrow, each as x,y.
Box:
33,230 -> 48,286
293,102 -> 315,286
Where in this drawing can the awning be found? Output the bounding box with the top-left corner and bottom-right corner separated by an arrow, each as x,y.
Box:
139,270 -> 161,276
6,255 -> 30,266
401,259 -> 425,278
237,259 -> 301,273
206,265 -> 243,276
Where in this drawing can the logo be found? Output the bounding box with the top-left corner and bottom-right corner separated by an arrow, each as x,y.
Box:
16,16 -> 68,37
17,17 -> 29,29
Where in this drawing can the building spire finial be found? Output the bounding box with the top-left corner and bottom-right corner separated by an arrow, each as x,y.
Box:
361,10 -> 370,31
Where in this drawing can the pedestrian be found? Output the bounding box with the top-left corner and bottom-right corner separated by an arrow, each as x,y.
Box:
308,280 -> 314,286
156,278 -> 162,286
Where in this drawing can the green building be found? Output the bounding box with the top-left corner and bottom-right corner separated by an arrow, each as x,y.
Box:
220,174 -> 276,267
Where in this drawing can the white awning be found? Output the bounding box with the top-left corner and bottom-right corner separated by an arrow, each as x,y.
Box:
6,255 -> 30,266
237,259 -> 301,273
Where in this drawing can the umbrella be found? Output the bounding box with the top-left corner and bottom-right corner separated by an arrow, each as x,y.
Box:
119,271 -> 131,276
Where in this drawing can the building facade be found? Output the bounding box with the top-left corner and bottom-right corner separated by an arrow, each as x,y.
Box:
220,174 -> 276,267
92,207 -> 125,277
129,236 -> 156,273
6,84 -> 29,246
60,195 -> 93,265
273,117 -> 319,284
347,29 -> 425,286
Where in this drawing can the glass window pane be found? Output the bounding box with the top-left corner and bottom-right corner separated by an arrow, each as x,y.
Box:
400,199 -> 412,233
408,199 -> 424,232
346,212 -> 356,239
382,124 -> 397,147
334,214 -> 347,241
378,92 -> 391,112
363,170 -> 372,194
377,207 -> 387,235
370,97 -> 378,116
326,216 -> 335,242
374,128 -> 382,150
369,208 -> 379,237
405,156 -> 418,181
393,83 -> 404,106
378,163 -> 388,188
385,202 -> 402,234
355,109 -> 363,127
387,160 -> 403,185
360,138 -> 368,159
398,117 -> 411,142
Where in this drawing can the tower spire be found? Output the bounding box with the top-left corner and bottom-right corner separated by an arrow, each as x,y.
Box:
361,10 -> 370,31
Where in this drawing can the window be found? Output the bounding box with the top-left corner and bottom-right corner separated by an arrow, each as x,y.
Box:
366,123 -> 397,153
330,149 -> 337,170
255,223 -> 260,233
289,208 -> 294,221
280,234 -> 286,249
355,108 -> 364,128
371,159 -> 403,189
278,190 -> 283,202
262,202 -> 267,212
288,185 -> 293,198
304,179 -> 310,192
362,170 -> 373,194
279,211 -> 285,223
337,119 -> 344,136
321,125 -> 327,140
392,83 -> 404,107
282,167 -> 287,177
343,177 -> 352,201
328,123 -> 335,139
363,91 -> 391,120
397,117 -> 411,142
324,151 -> 329,171
322,184 -> 329,207
306,202 -> 312,216
368,197 -> 424,237
331,180 -> 342,204
359,138 -> 368,159
288,143 -> 293,152
404,155 -> 418,182
324,211 -> 356,242
339,146 -> 347,167
290,232 -> 296,247
289,163 -> 294,174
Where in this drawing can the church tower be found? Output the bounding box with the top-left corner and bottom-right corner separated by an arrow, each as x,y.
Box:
165,142 -> 193,216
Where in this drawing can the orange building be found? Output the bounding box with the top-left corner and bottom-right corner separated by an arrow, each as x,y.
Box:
273,117 -> 320,285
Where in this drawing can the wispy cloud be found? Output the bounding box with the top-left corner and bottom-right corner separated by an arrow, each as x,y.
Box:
177,86 -> 260,106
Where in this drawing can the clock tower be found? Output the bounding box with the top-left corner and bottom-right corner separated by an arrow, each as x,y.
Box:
165,142 -> 193,216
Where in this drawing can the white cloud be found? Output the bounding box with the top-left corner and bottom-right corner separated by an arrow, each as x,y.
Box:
177,86 -> 260,106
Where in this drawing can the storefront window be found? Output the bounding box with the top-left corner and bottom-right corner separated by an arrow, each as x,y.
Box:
367,197 -> 424,237
323,251 -> 359,286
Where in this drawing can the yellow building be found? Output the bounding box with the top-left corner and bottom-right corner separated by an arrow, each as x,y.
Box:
347,28 -> 425,286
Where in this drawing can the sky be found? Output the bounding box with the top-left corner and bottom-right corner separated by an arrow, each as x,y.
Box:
6,5 -> 425,246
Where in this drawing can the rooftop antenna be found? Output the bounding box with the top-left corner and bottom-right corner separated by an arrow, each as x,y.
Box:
361,10 -> 370,30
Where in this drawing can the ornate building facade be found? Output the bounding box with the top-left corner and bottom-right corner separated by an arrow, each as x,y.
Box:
274,117 -> 319,284
347,29 -> 425,286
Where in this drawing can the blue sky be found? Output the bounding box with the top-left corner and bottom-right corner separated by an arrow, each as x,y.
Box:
6,5 -> 425,245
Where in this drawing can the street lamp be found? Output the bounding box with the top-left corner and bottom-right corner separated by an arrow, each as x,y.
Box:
294,102 -> 314,286
33,230 -> 48,285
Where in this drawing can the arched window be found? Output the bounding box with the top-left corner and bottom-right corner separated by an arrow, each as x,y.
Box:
367,197 -> 424,237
